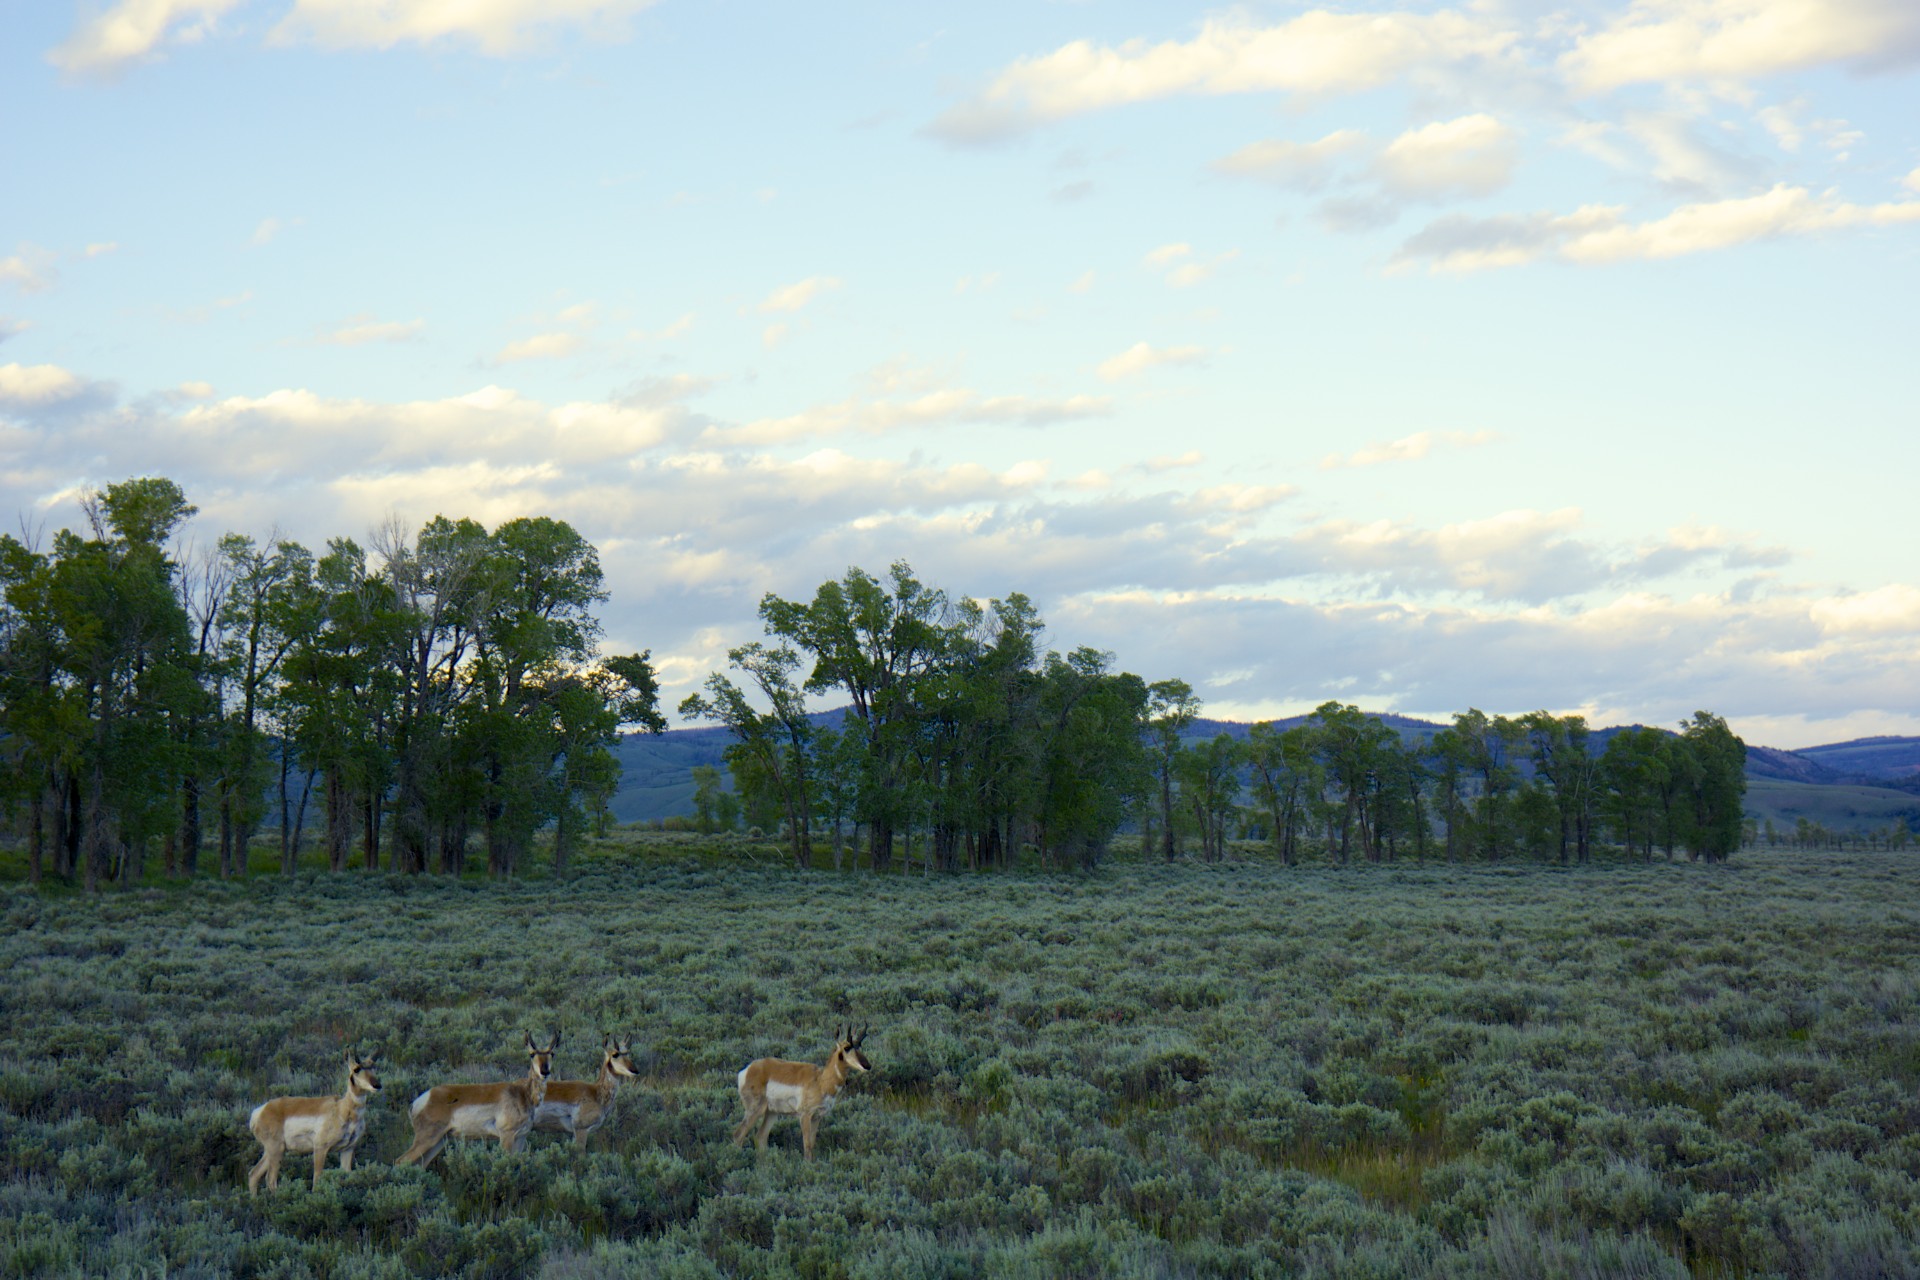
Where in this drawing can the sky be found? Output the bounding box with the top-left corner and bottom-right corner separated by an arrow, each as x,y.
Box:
3,0 -> 1918,750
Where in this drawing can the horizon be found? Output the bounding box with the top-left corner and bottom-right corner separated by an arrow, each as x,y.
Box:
5,0 -> 1918,753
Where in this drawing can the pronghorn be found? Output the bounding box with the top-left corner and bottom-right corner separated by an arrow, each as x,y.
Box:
732,1025 -> 870,1159
396,1031 -> 558,1167
247,1047 -> 382,1195
533,1034 -> 639,1145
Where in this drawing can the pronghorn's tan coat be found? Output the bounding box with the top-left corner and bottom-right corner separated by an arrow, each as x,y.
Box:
533,1035 -> 638,1145
732,1026 -> 870,1160
397,1031 -> 557,1167
247,1049 -> 382,1195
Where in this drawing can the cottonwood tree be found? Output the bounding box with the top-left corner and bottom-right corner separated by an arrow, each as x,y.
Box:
1144,679 -> 1200,862
1174,732 -> 1241,863
760,563 -> 952,872
680,642 -> 816,868
1029,647 -> 1148,870
214,533 -> 316,876
1245,720 -> 1317,866
1522,711 -> 1601,864
1677,711 -> 1746,862
3,481 -> 207,890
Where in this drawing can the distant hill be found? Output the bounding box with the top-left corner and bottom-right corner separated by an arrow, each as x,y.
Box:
1794,736 -> 1920,781
606,714 -> 1920,833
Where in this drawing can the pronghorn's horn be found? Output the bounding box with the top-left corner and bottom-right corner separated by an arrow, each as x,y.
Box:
525,1029 -> 536,1051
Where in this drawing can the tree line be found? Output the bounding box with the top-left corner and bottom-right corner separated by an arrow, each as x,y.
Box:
680,561 -> 1750,871
2,488 -> 1748,888
0,478 -> 663,889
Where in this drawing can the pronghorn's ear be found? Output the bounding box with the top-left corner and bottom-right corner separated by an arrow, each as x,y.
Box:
525,1029 -> 536,1052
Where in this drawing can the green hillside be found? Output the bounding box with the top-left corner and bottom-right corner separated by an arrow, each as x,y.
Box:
1742,776 -> 1920,836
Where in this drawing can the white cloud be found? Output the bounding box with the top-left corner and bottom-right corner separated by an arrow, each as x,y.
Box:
1213,130 -> 1368,191
927,9 -> 1518,143
1811,584 -> 1920,635
1375,114 -> 1519,199
1067,270 -> 1097,293
6,367 -> 1912,742
47,0 -> 239,77
1,246 -> 58,293
1395,185 -> 1920,272
756,276 -> 841,314
318,316 -> 426,346
83,242 -> 120,258
250,216 -> 301,247
1563,0 -> 1920,93
1320,429 -> 1498,469
1143,243 -> 1237,287
0,363 -> 93,408
1905,167 -> 1920,194
708,386 -> 1111,447
1096,341 -> 1208,381
271,0 -> 661,55
491,332 -> 583,363
0,318 -> 27,343
1062,583 -> 1920,747
1166,251 -> 1238,288
629,314 -> 698,343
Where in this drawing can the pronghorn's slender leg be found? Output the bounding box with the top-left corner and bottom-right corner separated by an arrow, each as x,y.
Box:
731,1102 -> 765,1147
249,1141 -> 283,1196
756,1112 -> 775,1151
801,1112 -> 817,1160
338,1148 -> 355,1173
311,1145 -> 328,1189
398,1124 -> 449,1167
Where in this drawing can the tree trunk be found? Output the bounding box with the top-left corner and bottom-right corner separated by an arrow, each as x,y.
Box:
363,789 -> 383,872
289,769 -> 314,872
83,760 -> 108,894
218,796 -> 235,879
28,787 -> 45,885
180,770 -> 201,877
57,772 -> 81,879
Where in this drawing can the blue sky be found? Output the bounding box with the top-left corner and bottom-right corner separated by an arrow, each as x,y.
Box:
4,0 -> 1918,748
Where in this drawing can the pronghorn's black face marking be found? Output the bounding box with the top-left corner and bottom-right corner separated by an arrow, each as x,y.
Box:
525,1030 -> 560,1079
604,1034 -> 639,1079
347,1047 -> 383,1093
837,1025 -> 872,1073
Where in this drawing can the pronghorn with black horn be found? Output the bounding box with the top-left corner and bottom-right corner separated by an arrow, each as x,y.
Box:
246,1047 -> 382,1194
396,1031 -> 558,1167
732,1025 -> 870,1159
533,1034 -> 639,1146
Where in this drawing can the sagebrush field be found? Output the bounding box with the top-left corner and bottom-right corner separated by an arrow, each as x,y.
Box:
3,841 -> 1917,1278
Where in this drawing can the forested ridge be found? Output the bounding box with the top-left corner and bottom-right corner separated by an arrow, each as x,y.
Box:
3,478 -> 1761,889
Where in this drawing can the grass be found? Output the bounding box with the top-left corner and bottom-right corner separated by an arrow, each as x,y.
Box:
1,839 -> 1917,1277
